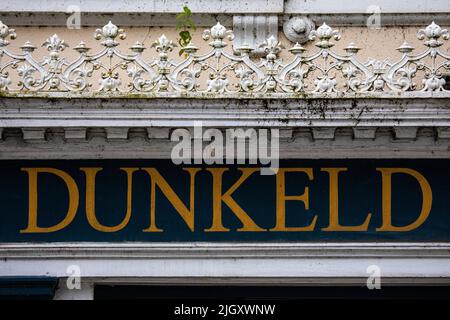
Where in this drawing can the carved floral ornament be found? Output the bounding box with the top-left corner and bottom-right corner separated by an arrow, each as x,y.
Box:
0,20 -> 449,95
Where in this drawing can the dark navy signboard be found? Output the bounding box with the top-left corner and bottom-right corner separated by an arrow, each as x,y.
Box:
0,159 -> 448,242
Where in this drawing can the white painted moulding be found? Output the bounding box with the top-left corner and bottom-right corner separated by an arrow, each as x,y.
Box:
2,0 -> 448,14
0,0 -> 284,14
0,97 -> 449,129
0,0 -> 450,26
2,242 -> 450,259
0,128 -> 447,158
285,0 -> 450,14
0,243 -> 449,282
0,130 -> 448,159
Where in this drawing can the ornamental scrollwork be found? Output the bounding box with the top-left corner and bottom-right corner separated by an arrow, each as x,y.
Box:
0,20 -> 449,95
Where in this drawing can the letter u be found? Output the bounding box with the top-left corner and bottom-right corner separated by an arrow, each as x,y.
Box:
81,167 -> 138,232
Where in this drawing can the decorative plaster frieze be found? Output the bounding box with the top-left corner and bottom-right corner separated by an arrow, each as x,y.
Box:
0,21 -> 449,96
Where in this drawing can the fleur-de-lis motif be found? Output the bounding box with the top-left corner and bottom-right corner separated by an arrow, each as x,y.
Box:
417,22 -> 449,48
260,36 -> 284,61
94,21 -> 126,47
309,23 -> 341,48
42,34 -> 68,58
202,22 -> 234,48
152,35 -> 176,58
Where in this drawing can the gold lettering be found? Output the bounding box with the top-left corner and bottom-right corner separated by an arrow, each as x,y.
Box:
20,168 -> 79,233
376,168 -> 432,231
205,168 -> 265,232
270,168 -> 317,231
321,168 -> 372,231
141,168 -> 200,232
81,167 -> 137,232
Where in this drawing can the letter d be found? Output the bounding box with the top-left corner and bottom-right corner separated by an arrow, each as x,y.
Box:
376,168 -> 432,232
21,168 -> 79,233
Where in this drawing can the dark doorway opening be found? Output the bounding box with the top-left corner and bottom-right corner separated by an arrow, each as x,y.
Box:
95,285 -> 450,300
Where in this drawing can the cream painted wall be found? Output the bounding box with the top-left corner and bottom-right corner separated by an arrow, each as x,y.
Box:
9,25 -> 450,61
4,25 -> 449,92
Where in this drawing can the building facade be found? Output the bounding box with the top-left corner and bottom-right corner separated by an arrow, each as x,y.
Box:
0,0 -> 449,300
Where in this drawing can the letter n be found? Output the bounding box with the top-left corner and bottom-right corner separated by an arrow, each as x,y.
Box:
141,168 -> 200,232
